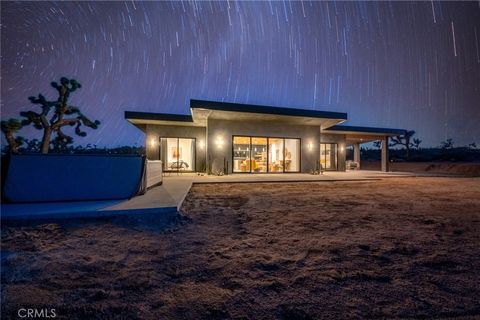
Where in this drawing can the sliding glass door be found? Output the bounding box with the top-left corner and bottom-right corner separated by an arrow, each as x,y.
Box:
268,138 -> 284,172
160,137 -> 195,172
251,137 -> 268,173
284,138 -> 300,172
233,136 -> 251,173
233,136 -> 300,173
320,143 -> 338,170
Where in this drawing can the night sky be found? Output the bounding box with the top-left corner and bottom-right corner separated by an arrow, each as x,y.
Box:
1,1 -> 479,147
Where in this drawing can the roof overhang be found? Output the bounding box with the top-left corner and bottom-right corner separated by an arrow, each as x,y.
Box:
324,125 -> 406,144
125,100 -> 349,129
124,111 -> 202,127
190,99 -> 347,129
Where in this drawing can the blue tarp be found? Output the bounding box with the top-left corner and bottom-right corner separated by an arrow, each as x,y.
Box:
3,154 -> 146,203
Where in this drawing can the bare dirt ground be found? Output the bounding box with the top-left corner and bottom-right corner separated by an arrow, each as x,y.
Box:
2,177 -> 480,319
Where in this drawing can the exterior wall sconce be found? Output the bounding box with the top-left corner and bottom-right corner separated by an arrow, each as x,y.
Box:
307,143 -> 313,151
150,138 -> 156,147
198,140 -> 205,149
340,146 -> 345,152
216,137 -> 224,149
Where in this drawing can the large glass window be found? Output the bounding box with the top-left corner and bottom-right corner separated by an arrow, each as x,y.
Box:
268,138 -> 284,172
284,139 -> 300,172
232,136 -> 300,173
251,137 -> 268,173
320,143 -> 338,170
160,137 -> 195,171
233,136 -> 251,172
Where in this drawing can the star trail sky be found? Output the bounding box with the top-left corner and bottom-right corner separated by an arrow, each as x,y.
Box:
1,1 -> 479,147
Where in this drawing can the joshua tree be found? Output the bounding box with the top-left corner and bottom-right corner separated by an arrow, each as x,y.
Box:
1,118 -> 24,154
389,130 -> 419,159
412,138 -> 422,149
20,77 -> 100,154
440,138 -> 454,149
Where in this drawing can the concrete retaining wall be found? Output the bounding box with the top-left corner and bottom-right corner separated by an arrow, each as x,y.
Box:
4,154 -> 146,203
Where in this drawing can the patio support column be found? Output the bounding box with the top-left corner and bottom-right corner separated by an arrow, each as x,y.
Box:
353,143 -> 361,169
381,136 -> 389,172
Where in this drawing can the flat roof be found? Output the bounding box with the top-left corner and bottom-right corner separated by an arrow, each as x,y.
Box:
125,111 -> 201,127
325,125 -> 406,136
125,111 -> 193,122
125,100 -> 405,135
190,99 -> 348,121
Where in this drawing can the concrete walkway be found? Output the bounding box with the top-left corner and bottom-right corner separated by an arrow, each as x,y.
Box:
103,177 -> 193,211
1,170 -> 414,221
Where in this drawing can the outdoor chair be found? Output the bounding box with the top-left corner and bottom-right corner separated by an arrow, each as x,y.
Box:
169,160 -> 189,171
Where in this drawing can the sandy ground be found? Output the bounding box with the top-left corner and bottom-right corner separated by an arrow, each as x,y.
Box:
2,177 -> 480,319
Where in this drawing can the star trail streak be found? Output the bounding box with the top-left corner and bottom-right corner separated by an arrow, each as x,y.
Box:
1,1 -> 479,147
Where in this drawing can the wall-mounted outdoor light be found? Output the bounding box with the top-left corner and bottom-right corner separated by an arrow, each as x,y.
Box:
340,146 -> 345,152
216,137 -> 224,149
150,138 -> 156,147
198,140 -> 205,149
307,142 -> 313,151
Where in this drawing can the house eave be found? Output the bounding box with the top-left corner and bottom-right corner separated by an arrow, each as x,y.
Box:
124,111 -> 205,127
324,125 -> 406,137
190,99 -> 347,129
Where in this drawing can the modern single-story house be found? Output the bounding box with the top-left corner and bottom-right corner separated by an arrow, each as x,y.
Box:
125,99 -> 405,174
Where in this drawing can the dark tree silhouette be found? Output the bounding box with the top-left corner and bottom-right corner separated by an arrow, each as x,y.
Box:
440,138 -> 454,149
21,77 -> 100,154
1,119 -> 24,154
389,130 -> 420,159
412,138 -> 422,149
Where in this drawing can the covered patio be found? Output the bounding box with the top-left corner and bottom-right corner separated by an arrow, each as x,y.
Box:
324,125 -> 406,172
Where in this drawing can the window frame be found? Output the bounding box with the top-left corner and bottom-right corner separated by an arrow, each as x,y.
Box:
159,137 -> 197,172
231,135 -> 301,173
319,143 -> 338,171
